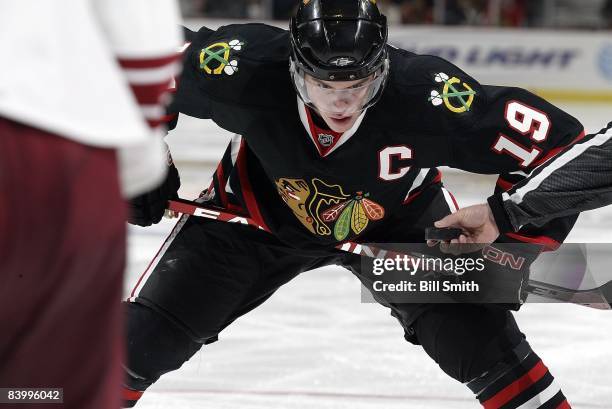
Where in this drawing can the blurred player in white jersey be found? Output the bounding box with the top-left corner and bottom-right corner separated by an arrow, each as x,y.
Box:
0,1 -> 182,407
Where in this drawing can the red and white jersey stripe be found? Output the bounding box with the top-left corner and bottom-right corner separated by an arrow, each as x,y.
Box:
0,0 -> 182,147
0,0 -> 183,197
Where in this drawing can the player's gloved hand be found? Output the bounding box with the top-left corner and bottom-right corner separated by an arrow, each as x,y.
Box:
128,162 -> 180,227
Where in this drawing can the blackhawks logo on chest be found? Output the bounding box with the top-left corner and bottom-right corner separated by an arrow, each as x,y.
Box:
275,177 -> 385,241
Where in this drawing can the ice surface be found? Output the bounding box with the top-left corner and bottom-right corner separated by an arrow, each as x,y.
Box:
125,103 -> 612,408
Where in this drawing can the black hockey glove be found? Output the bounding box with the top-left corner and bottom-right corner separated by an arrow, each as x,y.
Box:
128,162 -> 180,227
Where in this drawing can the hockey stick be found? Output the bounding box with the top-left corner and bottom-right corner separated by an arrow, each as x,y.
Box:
167,198 -> 612,310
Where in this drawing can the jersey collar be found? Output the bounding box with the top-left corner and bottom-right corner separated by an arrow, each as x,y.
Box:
297,98 -> 367,158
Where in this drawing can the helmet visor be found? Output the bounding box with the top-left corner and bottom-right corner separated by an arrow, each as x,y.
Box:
291,62 -> 388,116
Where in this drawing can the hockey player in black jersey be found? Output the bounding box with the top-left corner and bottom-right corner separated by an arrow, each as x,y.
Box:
124,1 -> 584,407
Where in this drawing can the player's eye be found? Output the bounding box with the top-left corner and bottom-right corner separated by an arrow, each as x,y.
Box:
349,81 -> 368,89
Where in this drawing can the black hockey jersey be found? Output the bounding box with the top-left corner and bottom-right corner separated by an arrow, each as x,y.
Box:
168,23 -> 584,250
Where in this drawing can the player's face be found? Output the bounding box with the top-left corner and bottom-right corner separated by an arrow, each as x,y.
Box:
304,75 -> 373,133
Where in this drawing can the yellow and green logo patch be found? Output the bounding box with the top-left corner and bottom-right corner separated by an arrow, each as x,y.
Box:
199,39 -> 244,76
428,72 -> 476,113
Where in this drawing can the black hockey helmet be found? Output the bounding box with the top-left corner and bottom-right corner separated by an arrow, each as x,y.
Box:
289,0 -> 390,114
